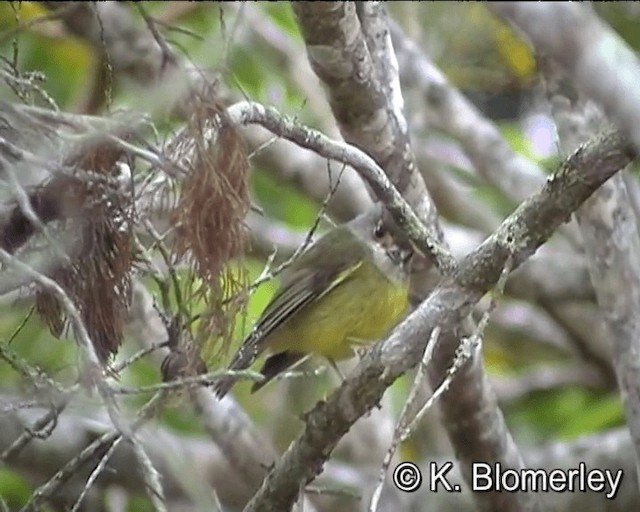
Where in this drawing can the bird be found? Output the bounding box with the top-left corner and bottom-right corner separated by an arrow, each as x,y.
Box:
213,203 -> 413,398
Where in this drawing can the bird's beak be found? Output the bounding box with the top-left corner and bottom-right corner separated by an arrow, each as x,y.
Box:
387,245 -> 414,267
401,247 -> 414,266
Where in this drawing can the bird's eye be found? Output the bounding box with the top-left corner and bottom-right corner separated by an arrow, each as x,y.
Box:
374,221 -> 385,239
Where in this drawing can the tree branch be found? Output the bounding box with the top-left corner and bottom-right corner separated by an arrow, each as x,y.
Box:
291,1 -> 442,240
548,68 -> 640,493
244,129 -> 635,512
288,9 -> 546,512
226,101 -> 456,274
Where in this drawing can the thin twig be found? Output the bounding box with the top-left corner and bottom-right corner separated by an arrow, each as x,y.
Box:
0,390 -> 74,462
225,101 -> 457,275
369,326 -> 441,512
135,3 -> 177,71
20,391 -> 168,511
111,340 -> 170,374
401,257 -> 513,441
70,437 -> 123,512
110,368 -> 264,395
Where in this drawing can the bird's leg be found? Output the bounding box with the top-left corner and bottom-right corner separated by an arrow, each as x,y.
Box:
346,336 -> 373,360
346,337 -> 383,409
328,357 -> 345,382
327,358 -> 383,410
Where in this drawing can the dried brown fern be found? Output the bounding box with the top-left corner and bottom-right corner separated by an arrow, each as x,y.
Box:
34,142 -> 134,363
168,90 -> 250,363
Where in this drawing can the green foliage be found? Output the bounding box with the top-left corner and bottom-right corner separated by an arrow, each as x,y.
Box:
0,307 -> 77,388
125,495 -> 155,512
252,170 -> 319,228
262,3 -> 300,39
230,45 -> 268,101
0,4 -> 90,107
499,123 -> 537,162
0,469 -> 31,509
508,387 -> 624,443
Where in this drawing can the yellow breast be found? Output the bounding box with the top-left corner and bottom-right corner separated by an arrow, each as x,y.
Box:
266,260 -> 409,359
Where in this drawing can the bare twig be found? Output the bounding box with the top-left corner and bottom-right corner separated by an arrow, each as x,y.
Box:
135,3 -> 178,71
1,389 -> 74,462
226,101 -> 457,274
404,257 -> 513,443
20,391 -> 167,512
70,436 -> 122,512
369,326 -> 441,512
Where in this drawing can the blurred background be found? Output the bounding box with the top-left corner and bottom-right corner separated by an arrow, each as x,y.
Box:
0,2 -> 638,511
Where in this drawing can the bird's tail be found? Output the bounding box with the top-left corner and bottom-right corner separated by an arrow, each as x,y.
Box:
250,351 -> 304,393
213,341 -> 256,398
212,375 -> 235,399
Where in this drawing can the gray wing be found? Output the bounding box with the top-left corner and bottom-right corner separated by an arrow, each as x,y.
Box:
213,271 -> 320,397
213,228 -> 367,397
228,267 -> 332,369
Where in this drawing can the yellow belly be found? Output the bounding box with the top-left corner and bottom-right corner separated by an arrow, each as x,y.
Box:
266,262 -> 409,359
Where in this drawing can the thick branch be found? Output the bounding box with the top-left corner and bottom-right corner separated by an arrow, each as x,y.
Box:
576,178 -> 640,479
291,1 -> 441,236
548,75 -> 640,491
